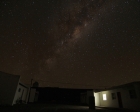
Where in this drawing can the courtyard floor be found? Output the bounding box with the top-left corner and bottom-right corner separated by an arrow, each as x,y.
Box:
0,104 -> 138,112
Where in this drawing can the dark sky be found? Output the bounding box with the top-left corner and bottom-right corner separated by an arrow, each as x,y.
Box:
0,0 -> 140,89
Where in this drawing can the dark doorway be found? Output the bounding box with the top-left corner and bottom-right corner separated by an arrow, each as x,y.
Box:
117,92 -> 123,108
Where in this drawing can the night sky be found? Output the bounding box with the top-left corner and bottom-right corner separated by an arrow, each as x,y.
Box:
0,0 -> 140,89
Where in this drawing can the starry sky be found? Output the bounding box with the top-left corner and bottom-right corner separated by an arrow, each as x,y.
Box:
0,0 -> 140,89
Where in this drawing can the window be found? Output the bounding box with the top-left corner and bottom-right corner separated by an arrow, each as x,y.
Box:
129,90 -> 137,99
103,94 -> 107,100
112,93 -> 116,99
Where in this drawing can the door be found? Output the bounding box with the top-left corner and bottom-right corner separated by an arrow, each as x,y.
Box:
117,92 -> 123,108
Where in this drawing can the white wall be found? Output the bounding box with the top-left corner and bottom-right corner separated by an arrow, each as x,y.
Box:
29,88 -> 36,102
34,91 -> 39,102
94,83 -> 140,111
12,83 -> 29,105
94,93 -> 100,106
97,90 -> 119,108
0,72 -> 20,105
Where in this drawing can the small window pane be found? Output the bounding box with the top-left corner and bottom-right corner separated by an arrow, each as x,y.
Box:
129,90 -> 137,99
112,93 -> 116,99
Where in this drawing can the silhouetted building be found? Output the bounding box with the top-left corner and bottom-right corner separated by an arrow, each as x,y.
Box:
28,87 -> 39,103
80,90 -> 93,105
32,81 -> 39,87
0,71 -> 29,105
34,87 -> 93,105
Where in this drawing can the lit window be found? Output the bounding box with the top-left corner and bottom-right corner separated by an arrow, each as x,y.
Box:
103,94 -> 107,100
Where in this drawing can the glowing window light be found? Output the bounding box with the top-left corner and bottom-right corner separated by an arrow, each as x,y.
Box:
103,94 -> 107,100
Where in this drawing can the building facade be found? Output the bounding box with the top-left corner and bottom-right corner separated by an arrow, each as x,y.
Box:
94,82 -> 140,111
13,82 -> 29,104
28,88 -> 39,103
80,90 -> 94,105
0,71 -> 29,105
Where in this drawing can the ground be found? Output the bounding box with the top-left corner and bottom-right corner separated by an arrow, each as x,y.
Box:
0,104 -> 138,112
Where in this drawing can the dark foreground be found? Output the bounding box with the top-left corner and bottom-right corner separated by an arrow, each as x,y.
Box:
0,104 -> 138,112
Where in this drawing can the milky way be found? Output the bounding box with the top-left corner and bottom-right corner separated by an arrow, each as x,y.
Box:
0,0 -> 140,88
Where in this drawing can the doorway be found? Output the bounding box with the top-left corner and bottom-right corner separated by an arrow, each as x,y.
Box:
117,92 -> 123,108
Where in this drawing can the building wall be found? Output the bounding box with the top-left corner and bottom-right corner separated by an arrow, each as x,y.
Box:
86,90 -> 94,104
94,93 -> 100,106
121,84 -> 140,110
0,72 -> 20,105
34,91 -> 39,102
12,83 -> 29,105
80,93 -> 87,104
29,88 -> 36,102
96,90 -> 119,108
94,83 -> 140,111
80,90 -> 94,104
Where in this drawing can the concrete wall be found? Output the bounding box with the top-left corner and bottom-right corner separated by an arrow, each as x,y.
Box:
34,91 -> 39,102
29,88 -> 36,102
12,83 -> 29,105
121,84 -> 140,110
0,72 -> 20,105
94,83 -> 140,111
96,90 -> 119,108
94,93 -> 100,106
